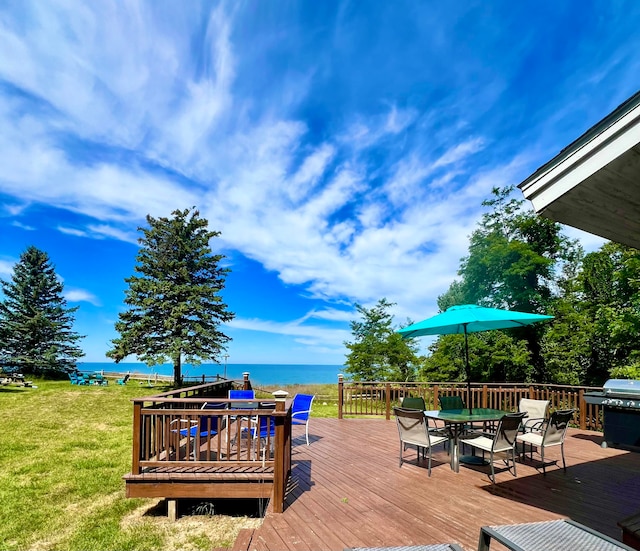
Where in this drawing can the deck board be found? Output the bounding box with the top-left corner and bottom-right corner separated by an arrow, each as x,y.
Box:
240,418 -> 640,551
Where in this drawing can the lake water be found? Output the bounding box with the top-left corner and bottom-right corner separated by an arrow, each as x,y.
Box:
79,362 -> 345,386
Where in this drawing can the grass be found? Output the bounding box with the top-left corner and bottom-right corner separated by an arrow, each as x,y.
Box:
0,379 -> 337,551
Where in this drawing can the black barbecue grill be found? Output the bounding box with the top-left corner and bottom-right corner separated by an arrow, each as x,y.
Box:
584,379 -> 640,450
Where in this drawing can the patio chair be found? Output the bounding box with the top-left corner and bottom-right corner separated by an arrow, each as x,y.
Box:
438,395 -> 465,410
174,402 -> 226,459
401,396 -> 426,410
116,373 -> 130,385
460,411 -> 526,483
291,393 -> 314,445
438,394 -> 482,436
518,398 -> 549,432
242,401 -> 276,460
515,409 -> 574,474
225,389 -> 256,444
68,371 -> 88,385
393,406 -> 449,476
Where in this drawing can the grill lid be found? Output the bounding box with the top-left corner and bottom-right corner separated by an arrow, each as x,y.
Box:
604,379 -> 640,395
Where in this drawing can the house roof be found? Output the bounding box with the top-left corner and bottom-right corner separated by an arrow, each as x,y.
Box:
518,90 -> 640,249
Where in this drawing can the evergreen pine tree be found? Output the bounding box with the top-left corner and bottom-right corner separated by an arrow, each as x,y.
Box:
107,208 -> 234,386
0,246 -> 85,376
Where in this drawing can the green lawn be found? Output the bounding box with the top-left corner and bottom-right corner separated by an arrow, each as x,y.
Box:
0,379 -> 339,551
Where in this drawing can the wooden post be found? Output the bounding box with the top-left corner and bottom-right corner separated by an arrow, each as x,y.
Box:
167,499 -> 177,521
338,374 -> 344,420
385,382 -> 391,420
482,385 -> 488,408
579,389 -> 586,430
272,390 -> 288,513
433,385 -> 439,410
132,401 -> 142,475
243,372 -> 250,390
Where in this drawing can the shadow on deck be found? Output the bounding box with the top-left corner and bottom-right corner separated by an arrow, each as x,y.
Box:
235,418 -> 640,551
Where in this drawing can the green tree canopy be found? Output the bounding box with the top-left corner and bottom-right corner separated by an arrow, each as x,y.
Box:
428,186 -> 581,383
0,246 -> 84,376
107,208 -> 234,386
344,298 -> 419,381
543,242 -> 640,385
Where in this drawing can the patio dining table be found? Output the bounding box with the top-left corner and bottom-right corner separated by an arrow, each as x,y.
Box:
424,408 -> 508,473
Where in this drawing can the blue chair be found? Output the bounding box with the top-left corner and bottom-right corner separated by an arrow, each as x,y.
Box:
174,402 -> 226,459
229,389 -> 255,404
68,372 -> 88,385
291,394 -> 315,445
179,402 -> 226,438
243,402 -> 276,460
225,389 -> 255,443
116,373 -> 130,385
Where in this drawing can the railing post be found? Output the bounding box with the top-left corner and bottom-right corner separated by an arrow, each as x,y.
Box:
579,389 -> 586,430
243,372 -> 250,390
338,374 -> 344,419
433,385 -> 439,410
272,390 -> 288,513
385,382 -> 391,420
482,385 -> 488,408
132,401 -> 142,475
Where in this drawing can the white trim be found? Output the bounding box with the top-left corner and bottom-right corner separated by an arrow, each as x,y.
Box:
520,103 -> 640,211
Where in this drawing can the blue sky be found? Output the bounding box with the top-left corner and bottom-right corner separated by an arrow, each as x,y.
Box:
0,2 -> 639,365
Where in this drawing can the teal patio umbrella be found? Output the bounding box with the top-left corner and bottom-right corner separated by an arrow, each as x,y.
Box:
398,304 -> 553,414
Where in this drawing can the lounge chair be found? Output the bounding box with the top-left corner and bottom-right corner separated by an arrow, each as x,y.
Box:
516,409 -> 574,474
291,393 -> 314,445
116,373 -> 130,385
461,411 -> 526,483
478,519 -> 635,550
346,545 -> 464,551
393,406 -> 449,476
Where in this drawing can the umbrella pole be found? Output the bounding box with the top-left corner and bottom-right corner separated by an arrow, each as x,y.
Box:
464,325 -> 472,415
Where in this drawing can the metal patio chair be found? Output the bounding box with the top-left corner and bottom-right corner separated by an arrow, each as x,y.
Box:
515,409 -> 574,474
461,411 -> 526,483
393,407 -> 449,476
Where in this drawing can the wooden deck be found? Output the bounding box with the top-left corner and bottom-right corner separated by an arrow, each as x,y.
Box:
233,418 -> 640,551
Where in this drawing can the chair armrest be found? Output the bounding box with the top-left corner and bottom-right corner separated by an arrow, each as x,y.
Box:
523,418 -> 546,433
291,410 -> 311,419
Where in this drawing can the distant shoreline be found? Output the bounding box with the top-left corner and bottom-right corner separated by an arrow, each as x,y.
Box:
78,362 -> 345,385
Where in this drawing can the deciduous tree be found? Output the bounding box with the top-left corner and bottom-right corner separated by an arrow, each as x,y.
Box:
344,298 -> 419,381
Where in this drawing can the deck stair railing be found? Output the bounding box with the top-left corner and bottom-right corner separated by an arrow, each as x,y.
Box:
337,375 -> 603,431
129,378 -> 292,513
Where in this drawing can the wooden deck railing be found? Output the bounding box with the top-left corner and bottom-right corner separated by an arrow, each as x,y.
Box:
129,378 -> 292,513
337,376 -> 603,431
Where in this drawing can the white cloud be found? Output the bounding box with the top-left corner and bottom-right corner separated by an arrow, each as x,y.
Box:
0,259 -> 14,278
228,316 -> 351,347
87,224 -> 139,244
58,226 -> 88,237
12,221 -> 35,231
64,288 -> 101,306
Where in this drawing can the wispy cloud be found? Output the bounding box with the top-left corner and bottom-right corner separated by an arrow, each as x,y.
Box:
0,259 -> 14,278
58,226 -> 88,237
1,2 -> 639,362
12,221 -> 35,231
64,288 -> 101,306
